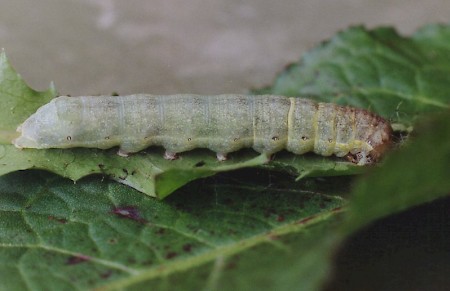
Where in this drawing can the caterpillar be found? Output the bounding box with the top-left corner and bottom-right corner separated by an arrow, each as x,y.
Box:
12,94 -> 392,165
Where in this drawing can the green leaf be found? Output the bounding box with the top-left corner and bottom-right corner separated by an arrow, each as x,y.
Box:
0,146 -> 271,200
344,111 -> 450,234
0,170 -> 348,290
0,113 -> 447,290
320,110 -> 450,290
0,51 -> 56,143
256,24 -> 450,130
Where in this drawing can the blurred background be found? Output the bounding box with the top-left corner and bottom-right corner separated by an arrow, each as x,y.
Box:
0,0 -> 448,96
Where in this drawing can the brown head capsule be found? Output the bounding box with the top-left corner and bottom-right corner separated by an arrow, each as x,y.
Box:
344,110 -> 392,165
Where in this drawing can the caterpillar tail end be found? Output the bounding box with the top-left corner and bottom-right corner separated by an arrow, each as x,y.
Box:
12,135 -> 39,149
12,121 -> 44,149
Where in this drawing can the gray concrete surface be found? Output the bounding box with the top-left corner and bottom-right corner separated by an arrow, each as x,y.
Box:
0,0 -> 448,96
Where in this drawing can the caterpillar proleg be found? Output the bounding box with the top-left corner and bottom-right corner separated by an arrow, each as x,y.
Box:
13,94 -> 392,165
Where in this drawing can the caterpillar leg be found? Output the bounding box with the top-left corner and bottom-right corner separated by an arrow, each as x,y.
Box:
356,152 -> 371,165
117,143 -> 146,157
117,149 -> 130,157
345,151 -> 372,165
216,153 -> 228,161
164,151 -> 178,160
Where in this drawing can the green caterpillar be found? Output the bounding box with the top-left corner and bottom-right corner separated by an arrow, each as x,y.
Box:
13,94 -> 392,165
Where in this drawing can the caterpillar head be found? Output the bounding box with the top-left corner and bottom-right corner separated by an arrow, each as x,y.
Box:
346,115 -> 393,165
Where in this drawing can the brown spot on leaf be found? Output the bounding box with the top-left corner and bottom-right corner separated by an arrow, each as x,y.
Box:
155,228 -> 166,235
296,216 -> 316,225
276,215 -> 285,222
267,233 -> 280,240
48,215 -> 67,224
66,254 -> 90,265
183,244 -> 192,252
100,270 -> 112,279
226,262 -> 237,270
165,252 -> 178,259
112,206 -> 147,223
